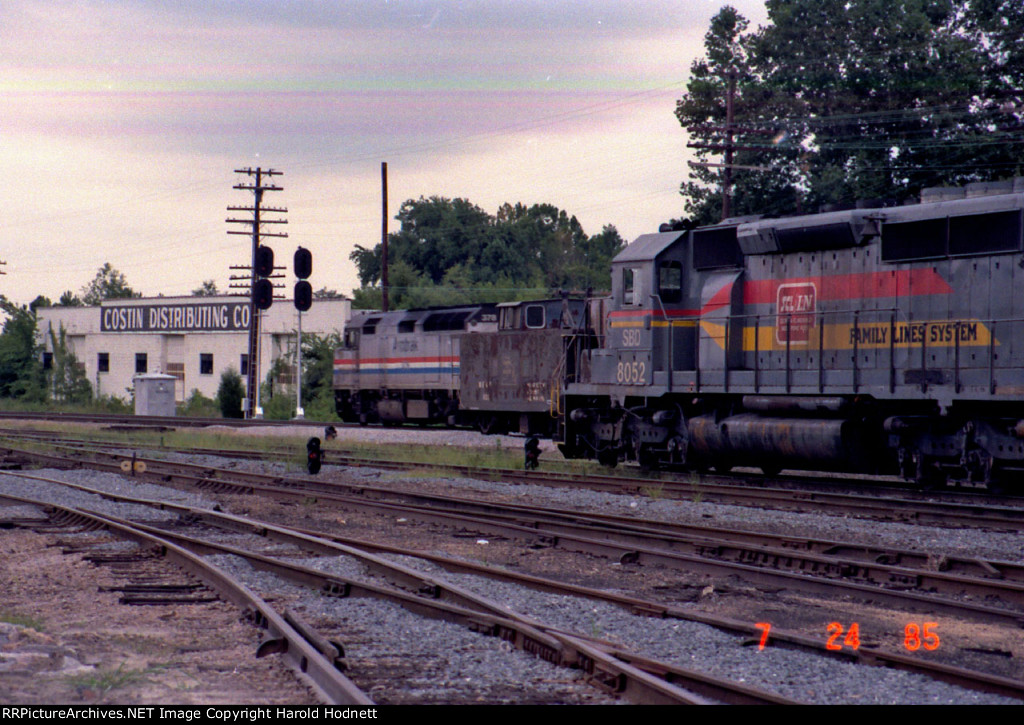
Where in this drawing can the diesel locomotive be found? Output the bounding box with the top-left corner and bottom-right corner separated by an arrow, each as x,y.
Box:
560,178 -> 1024,487
336,178 -> 1024,487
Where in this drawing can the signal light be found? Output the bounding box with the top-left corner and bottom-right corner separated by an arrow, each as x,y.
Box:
306,436 -> 323,475
255,245 -> 275,277
294,247 -> 312,280
294,280 -> 312,312
253,278 -> 274,310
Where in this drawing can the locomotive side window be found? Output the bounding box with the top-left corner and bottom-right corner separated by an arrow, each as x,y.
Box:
623,268 -> 643,306
398,319 -> 416,333
658,261 -> 683,304
343,329 -> 360,349
362,317 -> 380,335
525,304 -> 545,328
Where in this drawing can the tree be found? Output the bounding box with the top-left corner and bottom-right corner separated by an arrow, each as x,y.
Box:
47,326 -> 92,404
217,367 -> 245,418
81,263 -> 140,305
676,1 -> 1024,221
192,280 -> 220,297
58,291 -> 83,307
349,197 -> 624,309
0,297 -> 45,401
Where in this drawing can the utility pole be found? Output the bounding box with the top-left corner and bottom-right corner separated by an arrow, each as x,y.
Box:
686,71 -> 739,222
722,71 -> 736,220
226,167 -> 287,419
381,161 -> 389,313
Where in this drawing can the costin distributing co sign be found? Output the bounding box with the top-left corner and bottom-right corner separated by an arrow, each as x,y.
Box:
101,303 -> 251,332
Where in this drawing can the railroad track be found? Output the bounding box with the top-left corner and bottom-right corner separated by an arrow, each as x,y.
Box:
7,443 -> 1024,625
0,474 -> 792,705
0,489 -> 370,705
4,442 -> 1019,700
3,429 -> 1024,531
5,425 -> 1024,525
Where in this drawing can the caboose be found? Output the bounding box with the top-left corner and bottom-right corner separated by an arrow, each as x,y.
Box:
560,179 -> 1024,487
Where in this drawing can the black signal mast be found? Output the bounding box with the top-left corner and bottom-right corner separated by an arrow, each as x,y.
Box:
226,167 -> 287,419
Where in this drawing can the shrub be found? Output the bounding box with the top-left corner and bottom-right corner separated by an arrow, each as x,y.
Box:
217,368 -> 245,418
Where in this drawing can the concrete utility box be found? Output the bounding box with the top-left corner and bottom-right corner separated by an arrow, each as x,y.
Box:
133,373 -> 177,417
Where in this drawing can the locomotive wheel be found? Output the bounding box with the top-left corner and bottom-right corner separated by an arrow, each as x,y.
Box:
760,463 -> 782,477
597,448 -> 619,468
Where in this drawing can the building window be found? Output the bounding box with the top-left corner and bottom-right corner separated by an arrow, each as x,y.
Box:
167,362 -> 185,385
200,353 -> 213,375
98,352 -> 109,373
42,352 -> 52,371
240,354 -> 249,376
135,353 -> 148,374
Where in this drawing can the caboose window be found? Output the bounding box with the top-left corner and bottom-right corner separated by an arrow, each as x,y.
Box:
658,261 -> 683,304
525,305 -> 545,328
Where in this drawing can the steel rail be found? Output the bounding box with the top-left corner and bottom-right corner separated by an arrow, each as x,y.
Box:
37,446 -> 1024,617
6,448 -> 1024,627
0,475 -> 783,705
5,471 -> 1021,702
275,521 -> 1024,702
12,429 -> 1024,583
13,439 -> 1024,535
0,490 -> 372,706
4,431 -> 1024,531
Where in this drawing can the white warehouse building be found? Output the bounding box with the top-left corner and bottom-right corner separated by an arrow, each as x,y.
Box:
37,296 -> 350,404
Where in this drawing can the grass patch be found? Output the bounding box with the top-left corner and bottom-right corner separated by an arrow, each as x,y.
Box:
0,610 -> 45,631
640,484 -> 665,500
65,662 -> 163,696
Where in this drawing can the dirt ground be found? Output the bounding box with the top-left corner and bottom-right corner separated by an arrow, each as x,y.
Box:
0,527 -> 315,705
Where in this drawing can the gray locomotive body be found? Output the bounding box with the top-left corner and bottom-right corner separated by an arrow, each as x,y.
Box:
559,180 -> 1024,486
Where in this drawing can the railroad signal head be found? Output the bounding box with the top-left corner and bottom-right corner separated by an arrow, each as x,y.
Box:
253,278 -> 274,310
294,280 -> 312,312
306,436 -> 323,474
294,246 -> 312,280
255,245 -> 275,277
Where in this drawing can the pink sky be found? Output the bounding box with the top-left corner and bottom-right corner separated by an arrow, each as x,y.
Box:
0,0 -> 768,305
